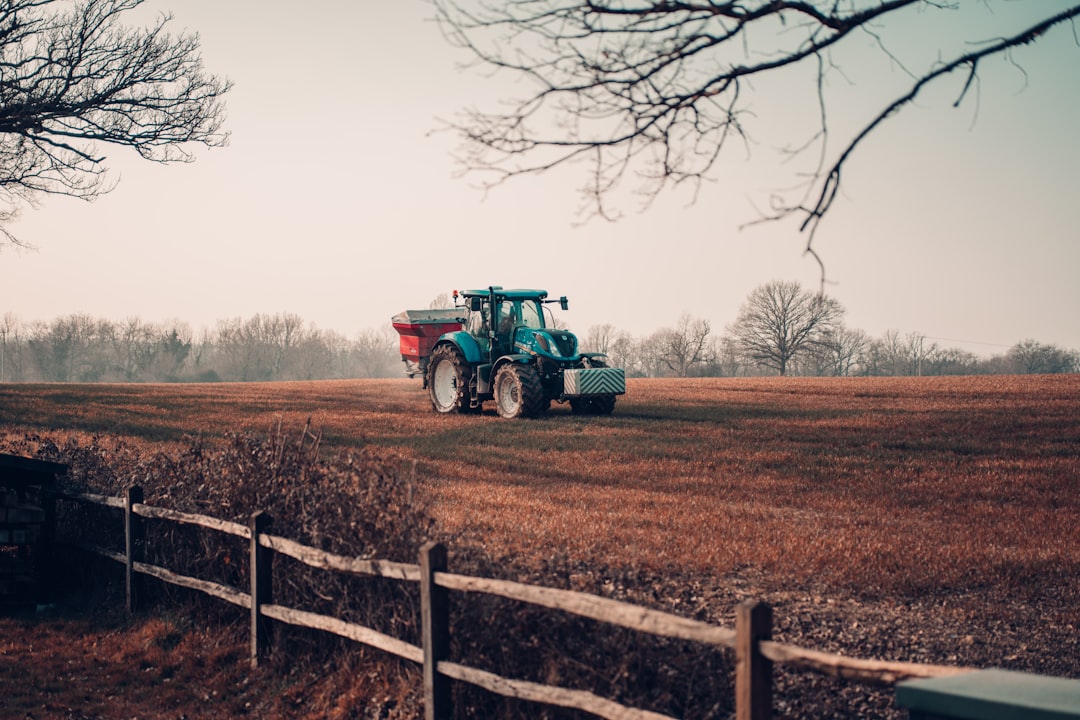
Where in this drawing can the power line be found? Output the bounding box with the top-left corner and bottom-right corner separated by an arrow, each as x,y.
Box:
923,336 -> 1012,349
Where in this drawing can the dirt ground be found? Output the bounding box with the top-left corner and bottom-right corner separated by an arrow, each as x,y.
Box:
0,593 -> 420,720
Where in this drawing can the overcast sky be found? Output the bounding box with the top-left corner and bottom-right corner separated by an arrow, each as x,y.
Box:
2,1 -> 1078,356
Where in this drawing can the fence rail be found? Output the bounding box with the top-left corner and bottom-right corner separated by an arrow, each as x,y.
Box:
56,486 -> 972,720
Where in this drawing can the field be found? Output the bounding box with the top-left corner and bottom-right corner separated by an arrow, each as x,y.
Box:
1,375 -> 1078,718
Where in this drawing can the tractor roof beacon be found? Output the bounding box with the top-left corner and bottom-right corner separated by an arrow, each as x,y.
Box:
391,286 -> 626,419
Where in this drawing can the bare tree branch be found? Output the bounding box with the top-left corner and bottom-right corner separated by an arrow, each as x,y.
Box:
772,4 -> 1080,246
434,0 -> 1080,269
0,0 -> 231,246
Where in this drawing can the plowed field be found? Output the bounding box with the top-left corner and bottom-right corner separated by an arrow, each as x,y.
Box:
1,375 -> 1078,718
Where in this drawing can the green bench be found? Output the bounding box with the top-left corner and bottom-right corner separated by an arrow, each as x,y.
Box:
897,669 -> 1080,720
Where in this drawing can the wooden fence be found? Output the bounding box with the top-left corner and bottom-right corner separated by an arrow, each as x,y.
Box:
56,486 -> 972,720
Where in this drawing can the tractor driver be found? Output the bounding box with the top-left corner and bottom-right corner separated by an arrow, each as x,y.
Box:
498,303 -> 518,334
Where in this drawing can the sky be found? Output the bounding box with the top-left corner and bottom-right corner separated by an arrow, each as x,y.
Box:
2,1 -> 1078,356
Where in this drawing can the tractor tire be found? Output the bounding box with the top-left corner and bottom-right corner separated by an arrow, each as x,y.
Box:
494,363 -> 547,419
570,395 -> 617,416
428,344 -> 475,414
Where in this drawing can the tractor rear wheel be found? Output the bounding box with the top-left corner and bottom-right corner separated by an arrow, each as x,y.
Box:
494,363 -> 546,419
428,344 -> 475,414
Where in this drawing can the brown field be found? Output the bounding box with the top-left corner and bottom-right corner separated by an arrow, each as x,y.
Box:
1,375 -> 1078,718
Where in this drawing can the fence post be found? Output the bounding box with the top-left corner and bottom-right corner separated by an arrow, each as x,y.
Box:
736,599 -> 773,720
421,541 -> 451,720
250,511 -> 272,668
125,485 -> 144,614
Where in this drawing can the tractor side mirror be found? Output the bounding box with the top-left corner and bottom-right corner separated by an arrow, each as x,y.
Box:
559,296 -> 569,311
470,297 -> 482,312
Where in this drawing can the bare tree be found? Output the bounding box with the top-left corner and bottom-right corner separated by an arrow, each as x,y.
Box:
352,326 -> 400,378
1008,339 -> 1080,374
797,325 -> 869,376
923,346 -> 979,376
153,322 -> 193,380
208,313 -> 312,381
864,329 -> 904,376
706,335 -> 745,377
288,328 -> 337,381
210,317 -> 267,381
824,326 -> 870,377
607,331 -> 637,376
434,1 -> 1080,265
635,330 -> 668,378
584,323 -> 637,373
581,323 -> 618,354
27,313 -> 111,381
659,314 -> 712,377
0,0 -> 230,244
429,292 -> 453,309
730,280 -> 843,376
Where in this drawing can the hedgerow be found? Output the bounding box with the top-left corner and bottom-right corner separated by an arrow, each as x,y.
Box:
1,428 -> 735,719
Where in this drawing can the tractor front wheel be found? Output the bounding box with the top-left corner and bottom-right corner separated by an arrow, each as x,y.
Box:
494,363 -> 546,419
428,345 -> 475,414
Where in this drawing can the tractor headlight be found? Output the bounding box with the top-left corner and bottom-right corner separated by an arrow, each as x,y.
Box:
535,332 -> 560,357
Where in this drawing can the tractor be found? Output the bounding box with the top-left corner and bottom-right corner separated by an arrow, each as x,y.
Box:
392,286 -> 625,418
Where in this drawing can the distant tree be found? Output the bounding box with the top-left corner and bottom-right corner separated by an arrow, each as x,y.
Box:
429,292 -> 453,309
903,332 -> 933,377
154,324 -> 193,380
867,330 -> 944,376
612,333 -> 639,375
923,346 -> 979,376
796,326 -> 869,376
975,353 -> 1015,376
288,328 -> 337,381
322,329 -> 358,379
96,318 -> 192,381
730,281 -> 843,376
111,317 -> 158,381
635,330 -> 668,378
433,1 -> 1080,258
689,335 -> 742,377
267,313 -> 307,379
863,329 -> 901,376
27,314 -> 110,381
188,327 -> 218,382
0,0 -> 231,245
1008,340 -> 1080,374
826,327 -> 871,377
352,327 -> 399,378
208,313 -> 313,381
582,324 -> 618,355
211,316 -> 268,381
658,314 -> 712,377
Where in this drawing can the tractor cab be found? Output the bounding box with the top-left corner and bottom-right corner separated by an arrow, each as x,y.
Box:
457,287 -> 567,362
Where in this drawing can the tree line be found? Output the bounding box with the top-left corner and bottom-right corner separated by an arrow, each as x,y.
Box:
590,281 -> 1078,378
1,281 -> 1076,383
0,313 -> 399,383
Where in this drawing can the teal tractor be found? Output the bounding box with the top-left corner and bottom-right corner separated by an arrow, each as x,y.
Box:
392,286 -> 625,418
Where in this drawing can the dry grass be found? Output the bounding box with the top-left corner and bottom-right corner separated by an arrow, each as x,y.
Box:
3,375 -> 1077,599
1,375 -> 1078,718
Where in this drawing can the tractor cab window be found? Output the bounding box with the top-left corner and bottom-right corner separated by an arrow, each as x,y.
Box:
466,301 -> 490,338
519,300 -> 543,329
498,299 -> 543,333
497,301 -> 517,334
